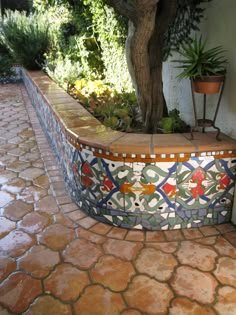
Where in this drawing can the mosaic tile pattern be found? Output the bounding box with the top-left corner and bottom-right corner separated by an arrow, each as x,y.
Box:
21,69 -> 236,230
1,82 -> 236,314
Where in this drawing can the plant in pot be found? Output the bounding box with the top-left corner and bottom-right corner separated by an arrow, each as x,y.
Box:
174,36 -> 227,94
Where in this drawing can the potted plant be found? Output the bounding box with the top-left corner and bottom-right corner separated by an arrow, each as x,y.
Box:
174,36 -> 227,94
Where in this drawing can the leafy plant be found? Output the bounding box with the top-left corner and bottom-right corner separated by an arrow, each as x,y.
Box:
72,78 -> 138,131
45,57 -> 83,91
0,10 -> 50,70
159,109 -> 190,133
0,40 -> 15,78
174,36 -> 227,80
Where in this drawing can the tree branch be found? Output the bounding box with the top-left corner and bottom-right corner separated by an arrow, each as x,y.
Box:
103,0 -> 136,22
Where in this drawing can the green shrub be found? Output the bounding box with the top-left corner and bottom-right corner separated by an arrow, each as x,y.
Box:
45,56 -> 83,91
0,10 -> 50,70
0,41 -> 15,78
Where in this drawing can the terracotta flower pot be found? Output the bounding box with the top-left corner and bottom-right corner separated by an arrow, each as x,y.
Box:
193,75 -> 225,94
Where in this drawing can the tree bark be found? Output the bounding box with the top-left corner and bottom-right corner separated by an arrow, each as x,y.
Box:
104,0 -> 178,133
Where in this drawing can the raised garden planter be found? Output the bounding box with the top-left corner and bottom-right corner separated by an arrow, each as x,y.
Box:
21,69 -> 236,230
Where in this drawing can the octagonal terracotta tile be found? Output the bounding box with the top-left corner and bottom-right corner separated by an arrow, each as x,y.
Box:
0,191 -> 15,207
18,245 -> 60,278
18,186 -> 48,203
6,160 -> 31,172
171,266 -> 218,304
169,297 -> 216,315
18,212 -> 52,234
2,177 -> 30,194
0,230 -> 36,257
176,241 -> 218,271
122,310 -> 142,315
33,174 -> 50,188
44,263 -> 90,302
0,217 -> 16,238
0,272 -> 42,313
62,238 -> 103,269
103,238 -> 143,261
214,257 -> 236,287
214,236 -> 236,258
135,247 -> 178,281
124,275 -> 174,315
3,200 -> 33,221
0,305 -> 11,315
24,295 -> 72,315
35,195 -> 59,214
0,253 -> 16,282
74,285 -> 125,315
0,170 -> 17,185
39,224 -> 76,250
90,255 -> 135,291
19,167 -> 45,181
214,286 -> 236,315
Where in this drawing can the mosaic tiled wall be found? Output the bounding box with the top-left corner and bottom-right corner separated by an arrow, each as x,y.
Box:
22,69 -> 236,230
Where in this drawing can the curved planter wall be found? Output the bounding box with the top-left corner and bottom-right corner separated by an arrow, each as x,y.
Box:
22,69 -> 236,230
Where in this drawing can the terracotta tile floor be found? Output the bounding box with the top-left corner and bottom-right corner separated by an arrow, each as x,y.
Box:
0,83 -> 236,315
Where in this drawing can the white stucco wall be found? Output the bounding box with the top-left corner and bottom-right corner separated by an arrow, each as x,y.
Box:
163,0 -> 236,139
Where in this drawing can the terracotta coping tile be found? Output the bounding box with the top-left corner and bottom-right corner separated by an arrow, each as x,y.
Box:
44,95 -> 73,105
26,70 -> 236,158
53,103 -> 87,112
70,124 -> 110,139
109,134 -> 152,155
184,132 -> 236,152
79,130 -> 124,151
152,134 -> 196,154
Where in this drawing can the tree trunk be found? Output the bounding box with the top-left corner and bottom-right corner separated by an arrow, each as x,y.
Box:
105,0 -> 178,133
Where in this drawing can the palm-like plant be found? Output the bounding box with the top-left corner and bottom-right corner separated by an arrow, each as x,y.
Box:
174,36 -> 227,80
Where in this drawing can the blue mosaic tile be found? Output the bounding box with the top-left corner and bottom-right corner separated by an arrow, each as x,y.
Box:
21,68 -> 236,230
